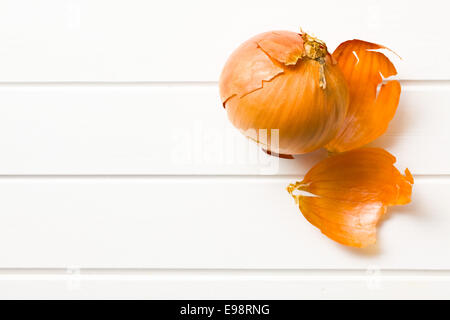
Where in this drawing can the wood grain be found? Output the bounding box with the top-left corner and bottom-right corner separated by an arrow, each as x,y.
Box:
0,176 -> 445,269
0,0 -> 447,81
0,82 -> 447,175
0,270 -> 449,299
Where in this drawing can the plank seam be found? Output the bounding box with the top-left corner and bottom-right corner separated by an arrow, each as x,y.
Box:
0,268 -> 450,276
0,80 -> 447,87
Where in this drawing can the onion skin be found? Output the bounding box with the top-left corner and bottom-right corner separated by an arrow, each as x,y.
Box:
220,31 -> 349,155
326,40 -> 401,153
287,148 -> 413,248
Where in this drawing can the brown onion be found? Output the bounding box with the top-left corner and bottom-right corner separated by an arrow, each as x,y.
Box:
219,31 -> 349,155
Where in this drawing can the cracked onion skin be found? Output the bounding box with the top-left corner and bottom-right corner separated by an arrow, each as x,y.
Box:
326,40 -> 401,153
287,148 -> 414,248
219,31 -> 349,155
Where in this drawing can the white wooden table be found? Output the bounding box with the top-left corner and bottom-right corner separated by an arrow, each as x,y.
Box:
0,0 -> 449,299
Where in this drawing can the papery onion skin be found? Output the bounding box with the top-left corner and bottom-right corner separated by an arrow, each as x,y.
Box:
219,31 -> 349,155
325,40 -> 401,153
287,148 -> 414,248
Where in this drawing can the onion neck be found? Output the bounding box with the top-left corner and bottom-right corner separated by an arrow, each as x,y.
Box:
302,33 -> 328,89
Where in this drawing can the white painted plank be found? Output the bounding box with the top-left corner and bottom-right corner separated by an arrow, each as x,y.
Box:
0,270 -> 449,299
0,177 -> 447,269
0,82 -> 447,175
0,0 -> 448,81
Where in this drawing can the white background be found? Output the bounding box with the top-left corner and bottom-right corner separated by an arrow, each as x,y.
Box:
0,0 -> 449,299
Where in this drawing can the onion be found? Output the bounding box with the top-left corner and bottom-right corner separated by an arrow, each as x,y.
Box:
287,148 -> 414,248
219,31 -> 349,155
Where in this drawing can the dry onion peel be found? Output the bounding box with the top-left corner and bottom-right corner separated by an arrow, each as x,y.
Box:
219,31 -> 349,155
326,40 -> 401,153
287,148 -> 413,248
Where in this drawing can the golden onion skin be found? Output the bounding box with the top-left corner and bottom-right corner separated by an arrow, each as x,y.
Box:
325,40 -> 401,153
219,31 -> 349,155
287,148 -> 414,248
